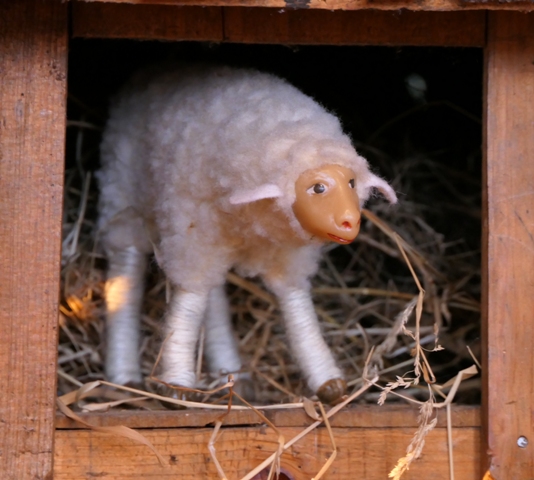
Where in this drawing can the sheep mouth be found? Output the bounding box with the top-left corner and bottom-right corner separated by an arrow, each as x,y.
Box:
327,233 -> 353,244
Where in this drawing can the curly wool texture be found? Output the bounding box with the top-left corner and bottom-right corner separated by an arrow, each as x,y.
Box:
98,65 -> 394,293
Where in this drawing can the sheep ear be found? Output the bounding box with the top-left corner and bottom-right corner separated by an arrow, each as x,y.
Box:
367,174 -> 398,204
229,184 -> 283,205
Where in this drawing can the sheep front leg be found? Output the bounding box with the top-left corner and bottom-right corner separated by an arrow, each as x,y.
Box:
105,246 -> 147,386
161,289 -> 209,390
278,288 -> 346,404
204,286 -> 243,382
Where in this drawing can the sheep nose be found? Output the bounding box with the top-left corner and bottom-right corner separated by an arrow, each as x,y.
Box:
339,210 -> 360,231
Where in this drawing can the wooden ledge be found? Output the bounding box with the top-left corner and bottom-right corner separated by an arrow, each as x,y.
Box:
54,405 -> 481,479
56,404 -> 480,429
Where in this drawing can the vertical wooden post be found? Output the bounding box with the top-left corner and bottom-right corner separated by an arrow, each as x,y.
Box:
0,1 -> 68,478
483,11 -> 534,479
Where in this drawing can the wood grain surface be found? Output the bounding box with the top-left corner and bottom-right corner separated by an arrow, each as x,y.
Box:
55,404 -> 480,429
0,1 -> 68,478
73,3 -> 486,46
483,10 -> 534,480
77,0 -> 534,12
55,424 -> 480,479
72,2 -> 486,47
73,2 -> 224,40
223,9 -> 486,46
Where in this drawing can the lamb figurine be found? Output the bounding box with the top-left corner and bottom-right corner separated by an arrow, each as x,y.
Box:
97,65 -> 397,404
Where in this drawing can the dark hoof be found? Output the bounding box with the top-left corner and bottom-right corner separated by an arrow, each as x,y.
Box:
316,378 -> 347,405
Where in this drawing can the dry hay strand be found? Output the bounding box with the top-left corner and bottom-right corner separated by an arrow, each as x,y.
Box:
58,107 -> 481,478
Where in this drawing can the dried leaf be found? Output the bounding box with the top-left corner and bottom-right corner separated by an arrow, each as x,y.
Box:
303,397 -> 321,421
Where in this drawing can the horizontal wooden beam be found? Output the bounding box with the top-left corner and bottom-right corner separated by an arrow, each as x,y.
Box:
56,404 -> 480,429
223,8 -> 486,46
55,424 -> 480,479
72,3 -> 224,41
73,3 -> 486,46
77,0 -> 534,13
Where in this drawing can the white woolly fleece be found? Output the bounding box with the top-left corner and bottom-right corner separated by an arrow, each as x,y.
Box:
98,64 -> 396,291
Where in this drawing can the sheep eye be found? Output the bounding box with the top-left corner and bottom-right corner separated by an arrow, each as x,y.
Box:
349,179 -> 355,189
313,183 -> 326,194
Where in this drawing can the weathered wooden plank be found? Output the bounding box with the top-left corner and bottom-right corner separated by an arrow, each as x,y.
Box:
224,9 -> 486,46
72,3 -> 485,46
0,0 -> 68,478
77,0 -> 534,12
73,2 -> 223,40
483,11 -> 534,480
55,425 -> 480,479
56,404 -> 480,429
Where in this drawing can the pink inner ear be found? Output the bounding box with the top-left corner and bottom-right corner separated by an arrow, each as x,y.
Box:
369,175 -> 398,204
229,184 -> 284,205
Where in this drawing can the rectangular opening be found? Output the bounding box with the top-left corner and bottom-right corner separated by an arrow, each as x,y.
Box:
61,38 -> 482,403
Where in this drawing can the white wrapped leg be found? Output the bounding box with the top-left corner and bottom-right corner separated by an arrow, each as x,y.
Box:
161,290 -> 209,388
104,246 -> 147,385
204,286 -> 242,380
277,288 -> 343,393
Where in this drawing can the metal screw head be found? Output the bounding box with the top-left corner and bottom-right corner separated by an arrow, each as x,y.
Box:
517,436 -> 529,448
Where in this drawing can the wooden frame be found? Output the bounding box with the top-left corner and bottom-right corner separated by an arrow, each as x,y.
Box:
483,12 -> 534,478
1,1 -> 533,478
0,1 -> 67,478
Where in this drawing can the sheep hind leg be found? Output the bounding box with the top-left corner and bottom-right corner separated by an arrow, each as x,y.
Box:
104,246 -> 147,386
277,288 -> 347,404
203,286 -> 252,397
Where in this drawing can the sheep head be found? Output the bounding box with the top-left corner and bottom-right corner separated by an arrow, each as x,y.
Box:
228,163 -> 397,245
292,164 -> 361,244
